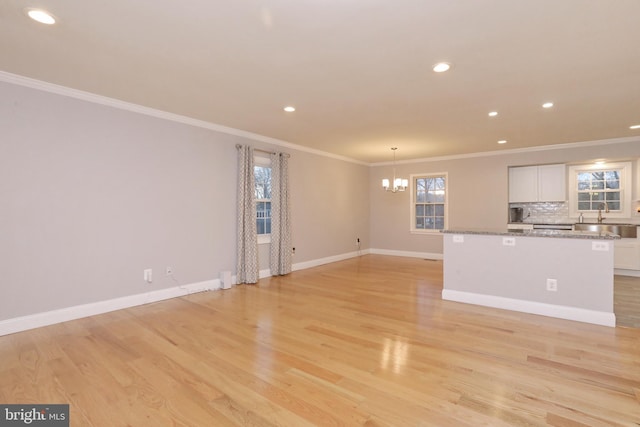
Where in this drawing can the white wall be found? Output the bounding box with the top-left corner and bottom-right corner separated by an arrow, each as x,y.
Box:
0,80 -> 370,322
370,140 -> 640,254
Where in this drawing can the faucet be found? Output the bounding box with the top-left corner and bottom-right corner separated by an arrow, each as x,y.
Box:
597,202 -> 609,223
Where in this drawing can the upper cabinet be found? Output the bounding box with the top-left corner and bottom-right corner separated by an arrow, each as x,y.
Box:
509,166 -> 538,202
509,164 -> 566,203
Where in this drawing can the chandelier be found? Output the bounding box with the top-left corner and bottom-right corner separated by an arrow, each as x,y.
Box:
381,147 -> 408,192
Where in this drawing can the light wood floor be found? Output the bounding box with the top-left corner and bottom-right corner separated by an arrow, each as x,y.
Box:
615,274 -> 640,328
1,255 -> 639,426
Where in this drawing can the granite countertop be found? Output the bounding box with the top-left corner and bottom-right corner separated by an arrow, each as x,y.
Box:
441,228 -> 621,240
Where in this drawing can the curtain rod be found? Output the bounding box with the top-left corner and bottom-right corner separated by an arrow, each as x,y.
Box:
235,144 -> 290,157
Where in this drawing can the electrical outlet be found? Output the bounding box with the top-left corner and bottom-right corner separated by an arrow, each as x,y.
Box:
144,269 -> 153,283
546,278 -> 558,292
592,241 -> 610,251
165,266 -> 173,276
502,237 -> 516,246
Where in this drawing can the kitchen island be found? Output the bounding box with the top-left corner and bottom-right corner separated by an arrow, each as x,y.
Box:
441,228 -> 620,326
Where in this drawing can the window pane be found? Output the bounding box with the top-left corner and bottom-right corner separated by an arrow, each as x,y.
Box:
605,192 -> 620,201
578,193 -> 590,201
426,205 -> 434,216
256,201 -> 271,235
604,170 -> 619,181
416,217 -> 425,229
578,202 -> 590,210
577,172 -> 590,190
608,202 -> 620,210
605,172 -> 619,189
591,192 -> 604,201
416,179 -> 426,202
591,180 -> 604,190
416,205 -> 424,216
435,204 -> 444,216
435,217 -> 444,230
254,166 -> 271,199
425,178 -> 435,192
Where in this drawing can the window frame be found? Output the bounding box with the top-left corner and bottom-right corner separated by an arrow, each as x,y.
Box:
254,155 -> 272,245
410,172 -> 448,234
568,161 -> 631,220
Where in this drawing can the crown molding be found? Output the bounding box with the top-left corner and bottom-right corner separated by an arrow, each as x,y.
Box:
2,71 -> 636,169
371,136 -> 640,167
0,71 -> 368,166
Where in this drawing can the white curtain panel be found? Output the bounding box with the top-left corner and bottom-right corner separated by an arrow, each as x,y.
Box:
236,145 -> 258,284
269,152 -> 292,276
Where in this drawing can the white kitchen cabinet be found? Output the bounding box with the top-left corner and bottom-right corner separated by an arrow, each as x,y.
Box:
538,164 -> 566,201
509,164 -> 566,202
509,166 -> 538,202
614,238 -> 640,270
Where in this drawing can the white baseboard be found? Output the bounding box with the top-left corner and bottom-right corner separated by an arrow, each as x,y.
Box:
614,268 -> 640,277
292,249 -> 371,271
0,279 -> 219,337
442,289 -> 616,327
369,248 -> 443,260
0,250 -> 372,336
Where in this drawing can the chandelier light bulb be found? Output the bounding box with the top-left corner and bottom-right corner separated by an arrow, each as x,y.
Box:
382,148 -> 408,193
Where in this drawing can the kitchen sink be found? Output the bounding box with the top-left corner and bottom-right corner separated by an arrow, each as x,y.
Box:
574,223 -> 637,238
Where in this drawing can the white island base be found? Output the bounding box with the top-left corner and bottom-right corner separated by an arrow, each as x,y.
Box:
442,231 -> 616,327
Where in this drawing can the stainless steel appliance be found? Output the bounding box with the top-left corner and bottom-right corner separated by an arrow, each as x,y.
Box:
532,223 -> 573,231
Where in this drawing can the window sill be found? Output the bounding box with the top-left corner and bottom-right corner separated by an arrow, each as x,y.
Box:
410,229 -> 444,235
258,234 -> 271,245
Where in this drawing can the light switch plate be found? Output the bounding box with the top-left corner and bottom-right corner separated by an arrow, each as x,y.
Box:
592,241 -> 610,251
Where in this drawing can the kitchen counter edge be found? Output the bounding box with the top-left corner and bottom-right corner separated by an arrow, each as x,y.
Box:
441,229 -> 621,240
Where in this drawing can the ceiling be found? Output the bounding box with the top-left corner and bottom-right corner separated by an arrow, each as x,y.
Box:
2,1 -> 639,163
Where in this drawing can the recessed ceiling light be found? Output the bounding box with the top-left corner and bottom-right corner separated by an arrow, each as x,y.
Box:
27,9 -> 56,25
542,102 -> 554,109
433,62 -> 451,73
283,106 -> 295,112
630,124 -> 640,129
488,111 -> 498,117
595,160 -> 606,165
498,140 -> 507,144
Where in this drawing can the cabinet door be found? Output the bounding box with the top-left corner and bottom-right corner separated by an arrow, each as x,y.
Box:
509,166 -> 538,202
614,240 -> 640,270
538,164 -> 566,202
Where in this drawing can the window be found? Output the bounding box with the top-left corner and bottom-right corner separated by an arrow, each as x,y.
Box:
411,173 -> 447,232
569,162 -> 631,219
577,170 -> 620,211
254,157 -> 271,241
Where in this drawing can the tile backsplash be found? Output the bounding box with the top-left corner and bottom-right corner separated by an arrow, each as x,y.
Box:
510,202 -> 570,224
